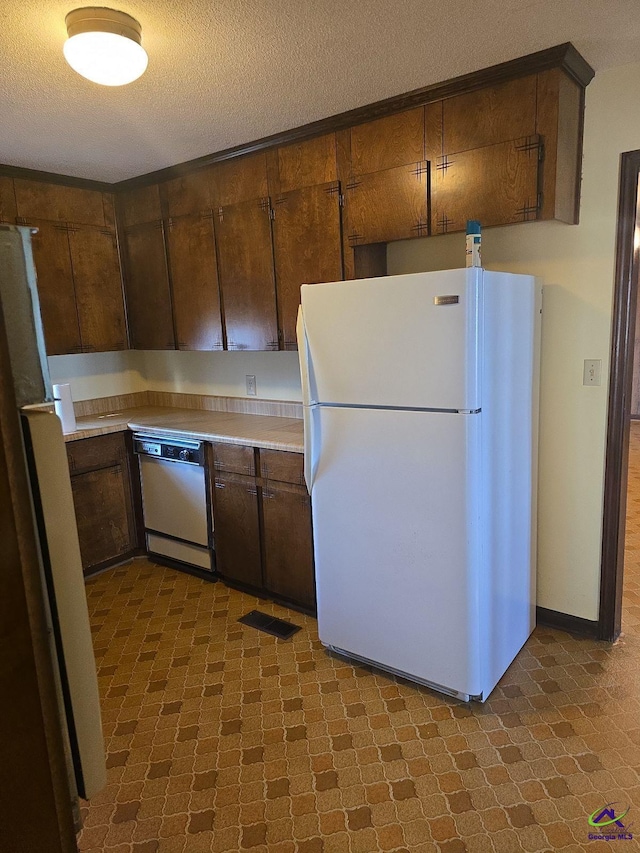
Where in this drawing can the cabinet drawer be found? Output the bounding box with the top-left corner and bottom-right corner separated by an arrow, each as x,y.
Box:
259,449 -> 304,486
66,432 -> 125,473
212,442 -> 256,476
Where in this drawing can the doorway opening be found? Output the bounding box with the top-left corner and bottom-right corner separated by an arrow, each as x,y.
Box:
599,149 -> 640,640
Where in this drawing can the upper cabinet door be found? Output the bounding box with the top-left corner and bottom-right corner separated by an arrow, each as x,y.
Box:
30,219 -> 82,355
271,134 -> 337,195
14,179 -> 107,226
209,153 -> 269,208
164,171 -> 212,218
119,184 -> 162,227
122,221 -> 175,350
428,75 -> 541,233
272,181 -> 343,350
350,108 -> 425,173
166,213 -> 224,350
441,77 -> 537,154
214,198 -> 278,351
431,136 -> 542,234
0,177 -> 17,223
343,108 -> 428,244
67,226 -> 127,352
345,163 -> 429,244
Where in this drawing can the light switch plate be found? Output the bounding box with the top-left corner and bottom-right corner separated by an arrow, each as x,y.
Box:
583,359 -> 602,386
246,375 -> 257,396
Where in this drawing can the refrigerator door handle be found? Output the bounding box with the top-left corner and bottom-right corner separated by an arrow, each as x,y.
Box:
303,403 -> 320,493
297,305 -> 314,406
298,305 -> 319,492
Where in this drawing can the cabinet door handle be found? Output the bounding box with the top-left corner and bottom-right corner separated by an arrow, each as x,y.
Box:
214,482 -> 225,489
262,490 -> 274,500
247,487 -> 257,496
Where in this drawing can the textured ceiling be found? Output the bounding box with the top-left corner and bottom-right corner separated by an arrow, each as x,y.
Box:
1,0 -> 639,183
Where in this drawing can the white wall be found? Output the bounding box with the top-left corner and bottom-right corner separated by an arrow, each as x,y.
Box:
48,349 -> 302,402
141,351 -> 302,401
48,351 -> 147,401
389,61 -> 640,621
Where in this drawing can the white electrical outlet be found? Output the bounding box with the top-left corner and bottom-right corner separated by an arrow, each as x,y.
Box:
583,359 -> 602,386
246,375 -> 257,396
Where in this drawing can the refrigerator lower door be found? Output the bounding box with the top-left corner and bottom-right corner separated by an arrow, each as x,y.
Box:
21,409 -> 106,799
311,406 -> 483,699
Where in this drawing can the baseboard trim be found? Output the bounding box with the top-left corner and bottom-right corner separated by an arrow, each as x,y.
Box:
536,606 -> 599,639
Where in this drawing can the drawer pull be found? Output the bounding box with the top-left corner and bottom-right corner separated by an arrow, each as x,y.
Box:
247,487 -> 257,496
262,490 -> 274,500
214,482 -> 226,489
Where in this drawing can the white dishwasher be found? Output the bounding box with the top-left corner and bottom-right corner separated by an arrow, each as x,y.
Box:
133,433 -> 214,575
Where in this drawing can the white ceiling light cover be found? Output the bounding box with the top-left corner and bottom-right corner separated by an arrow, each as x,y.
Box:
63,6 -> 148,86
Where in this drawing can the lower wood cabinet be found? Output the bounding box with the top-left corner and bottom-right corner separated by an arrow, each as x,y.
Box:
262,483 -> 314,610
212,472 -> 262,588
66,432 -> 141,575
211,442 -> 315,611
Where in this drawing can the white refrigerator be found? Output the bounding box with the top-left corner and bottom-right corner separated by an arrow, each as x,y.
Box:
297,268 -> 542,702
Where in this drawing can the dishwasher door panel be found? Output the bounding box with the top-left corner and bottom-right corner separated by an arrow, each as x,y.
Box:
139,456 -> 208,546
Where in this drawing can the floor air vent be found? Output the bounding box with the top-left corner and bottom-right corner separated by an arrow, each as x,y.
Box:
238,610 -> 301,640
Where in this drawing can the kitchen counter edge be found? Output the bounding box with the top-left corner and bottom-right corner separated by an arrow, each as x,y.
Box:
62,407 -> 304,454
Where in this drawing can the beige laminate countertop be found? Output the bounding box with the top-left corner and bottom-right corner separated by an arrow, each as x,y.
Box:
65,406 -> 304,453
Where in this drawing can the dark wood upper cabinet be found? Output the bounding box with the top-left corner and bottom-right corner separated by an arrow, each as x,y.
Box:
273,181 -> 343,349
536,68 -> 584,224
67,225 -> 127,352
30,220 -> 82,355
441,77 -> 537,154
431,137 -> 541,233
0,176 -> 17,223
428,75 -> 540,233
119,184 -> 162,227
350,108 -> 425,174
271,134 -> 338,195
209,153 -> 269,208
14,179 -> 107,226
344,163 -> 429,245
165,170 -> 213,217
122,221 -> 175,350
214,198 -> 278,351
165,213 -> 224,350
212,471 -> 263,589
342,108 -> 428,246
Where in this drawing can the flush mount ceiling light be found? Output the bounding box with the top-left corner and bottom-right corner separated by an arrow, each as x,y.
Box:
63,7 -> 148,86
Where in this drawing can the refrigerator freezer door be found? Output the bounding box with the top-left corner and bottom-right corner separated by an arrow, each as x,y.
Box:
299,269 -> 481,410
311,406 -> 484,698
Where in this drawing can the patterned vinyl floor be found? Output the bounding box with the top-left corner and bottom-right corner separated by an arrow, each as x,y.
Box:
77,428 -> 640,853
